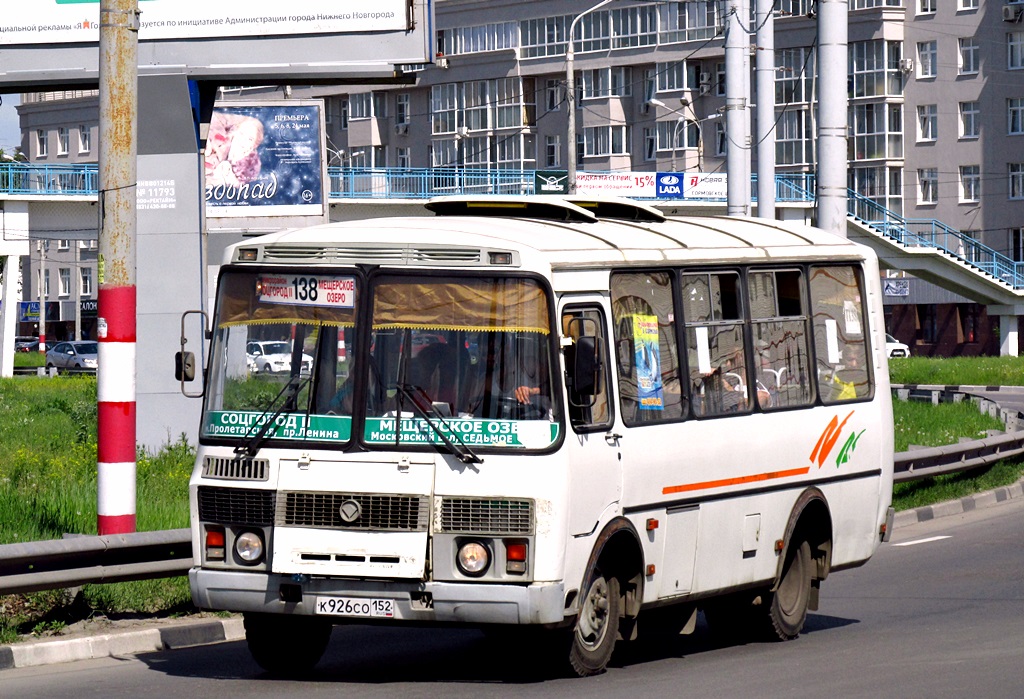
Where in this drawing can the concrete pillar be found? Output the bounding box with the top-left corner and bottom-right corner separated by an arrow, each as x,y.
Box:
988,305 -> 1024,357
1000,315 -> 1019,357
0,201 -> 31,378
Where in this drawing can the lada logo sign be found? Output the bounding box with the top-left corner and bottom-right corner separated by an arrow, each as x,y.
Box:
338,499 -> 362,523
660,175 -> 680,186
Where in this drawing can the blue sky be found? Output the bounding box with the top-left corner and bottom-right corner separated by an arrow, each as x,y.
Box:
0,94 -> 22,153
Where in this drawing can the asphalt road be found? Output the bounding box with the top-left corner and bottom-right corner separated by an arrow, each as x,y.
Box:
5,498 -> 1024,698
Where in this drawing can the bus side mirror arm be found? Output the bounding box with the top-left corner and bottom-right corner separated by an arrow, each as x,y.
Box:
177,309 -> 209,398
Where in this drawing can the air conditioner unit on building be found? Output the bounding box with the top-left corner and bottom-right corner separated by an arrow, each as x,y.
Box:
699,71 -> 712,84
898,58 -> 914,73
395,123 -> 409,135
699,83 -> 712,96
640,101 -> 650,114
1003,4 -> 1022,21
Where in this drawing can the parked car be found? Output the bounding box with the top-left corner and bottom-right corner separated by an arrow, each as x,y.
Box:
15,336 -> 39,352
45,341 -> 98,371
246,340 -> 313,375
885,333 -> 910,358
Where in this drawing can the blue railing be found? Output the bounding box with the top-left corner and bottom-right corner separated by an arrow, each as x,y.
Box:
846,189 -> 1024,289
4,161 -> 1023,290
0,162 -> 98,195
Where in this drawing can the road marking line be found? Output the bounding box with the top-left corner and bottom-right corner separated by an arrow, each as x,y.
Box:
893,535 -> 952,547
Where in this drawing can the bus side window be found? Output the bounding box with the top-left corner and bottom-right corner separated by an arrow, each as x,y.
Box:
748,269 -> 814,409
681,271 -> 750,417
561,307 -> 612,430
809,265 -> 873,403
610,272 -> 685,425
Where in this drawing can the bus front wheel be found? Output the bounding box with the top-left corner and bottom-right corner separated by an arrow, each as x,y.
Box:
244,612 -> 332,676
765,539 -> 812,640
568,570 -> 620,676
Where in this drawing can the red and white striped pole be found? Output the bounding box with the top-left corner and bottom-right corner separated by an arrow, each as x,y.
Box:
96,0 -> 139,535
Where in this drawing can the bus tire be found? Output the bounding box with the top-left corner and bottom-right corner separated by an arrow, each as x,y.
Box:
568,569 -> 620,676
244,612 -> 332,676
765,539 -> 812,640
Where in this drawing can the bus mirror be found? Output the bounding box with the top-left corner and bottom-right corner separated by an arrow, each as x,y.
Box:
573,335 -> 601,398
175,351 -> 196,382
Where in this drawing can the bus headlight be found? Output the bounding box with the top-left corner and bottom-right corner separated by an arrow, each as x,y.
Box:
456,541 -> 490,577
234,531 -> 265,564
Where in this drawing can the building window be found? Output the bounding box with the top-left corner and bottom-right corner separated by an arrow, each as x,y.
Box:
545,79 -> 562,112
958,0 -> 978,9
960,101 -> 980,139
715,122 -> 726,156
583,125 -> 630,156
656,1 -> 720,44
1012,228 -> 1024,261
1010,32 -> 1024,70
545,135 -> 561,167
350,93 -> 372,120
918,0 -> 936,14
716,62 -> 726,96
78,125 -> 91,154
918,305 -> 939,344
850,40 -> 893,98
58,268 -> 71,297
1010,98 -> 1024,135
36,130 -> 48,158
918,168 -> 938,204
656,120 -> 698,151
396,93 -> 410,125
777,110 -> 810,165
80,267 -> 93,297
958,38 -> 979,75
960,165 -> 981,202
1010,163 -> 1024,199
918,41 -> 937,78
917,104 -> 938,141
57,128 -> 69,156
57,239 -> 69,250
582,67 -> 632,98
341,98 -> 349,129
430,84 -> 458,135
643,127 -> 656,161
42,269 -> 50,298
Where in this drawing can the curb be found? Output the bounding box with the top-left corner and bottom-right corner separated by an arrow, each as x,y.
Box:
893,476 -> 1024,529
0,617 -> 244,671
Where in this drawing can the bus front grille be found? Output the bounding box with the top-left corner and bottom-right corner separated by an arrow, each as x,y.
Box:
439,498 -> 534,535
202,456 -> 269,481
197,486 -> 275,526
278,492 -> 429,531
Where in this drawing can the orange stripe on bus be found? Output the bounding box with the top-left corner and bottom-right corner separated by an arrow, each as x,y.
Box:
662,466 -> 812,495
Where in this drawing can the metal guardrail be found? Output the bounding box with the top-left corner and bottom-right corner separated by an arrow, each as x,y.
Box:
1,386 -> 1021,596
0,529 -> 191,596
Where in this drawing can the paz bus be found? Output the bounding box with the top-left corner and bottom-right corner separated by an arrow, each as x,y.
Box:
179,197 -> 895,677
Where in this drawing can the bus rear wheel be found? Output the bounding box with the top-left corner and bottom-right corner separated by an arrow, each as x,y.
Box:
764,539 -> 812,640
568,570 -> 620,676
243,612 -> 332,676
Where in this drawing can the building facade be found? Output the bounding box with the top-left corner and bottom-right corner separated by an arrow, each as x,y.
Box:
14,0 -> 1024,354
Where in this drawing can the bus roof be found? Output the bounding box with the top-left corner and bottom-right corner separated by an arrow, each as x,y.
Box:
225,197 -> 871,272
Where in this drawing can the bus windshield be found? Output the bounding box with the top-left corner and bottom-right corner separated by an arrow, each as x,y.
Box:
201,269 -> 561,452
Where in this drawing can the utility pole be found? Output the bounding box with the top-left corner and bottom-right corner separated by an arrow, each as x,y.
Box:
817,0 -> 848,236
725,0 -> 751,216
755,0 -> 776,220
38,240 -> 46,354
97,0 -> 140,535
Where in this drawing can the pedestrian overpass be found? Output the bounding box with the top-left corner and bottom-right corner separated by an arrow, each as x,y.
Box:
3,163 -> 1024,356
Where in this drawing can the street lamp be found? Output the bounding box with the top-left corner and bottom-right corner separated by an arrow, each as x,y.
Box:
648,98 -> 721,172
566,0 -> 615,194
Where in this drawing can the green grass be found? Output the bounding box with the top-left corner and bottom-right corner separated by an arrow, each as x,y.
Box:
0,375 -> 194,642
890,355 -> 1024,387
892,398 -> 1005,452
13,352 -> 45,368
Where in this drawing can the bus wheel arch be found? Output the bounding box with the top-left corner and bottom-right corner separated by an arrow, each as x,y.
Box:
569,517 -> 644,676
766,489 -> 833,640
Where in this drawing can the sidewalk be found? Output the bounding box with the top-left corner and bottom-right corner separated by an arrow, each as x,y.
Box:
3,476 -> 1023,672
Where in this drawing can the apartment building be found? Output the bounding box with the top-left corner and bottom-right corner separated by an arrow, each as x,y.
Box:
15,0 -> 1024,354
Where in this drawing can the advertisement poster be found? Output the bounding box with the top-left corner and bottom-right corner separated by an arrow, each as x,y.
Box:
633,315 -> 664,410
574,172 -> 656,198
205,103 -> 325,218
656,172 -> 728,199
0,0 -> 408,44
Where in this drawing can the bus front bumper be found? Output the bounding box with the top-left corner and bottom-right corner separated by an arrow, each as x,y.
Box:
190,568 -> 567,626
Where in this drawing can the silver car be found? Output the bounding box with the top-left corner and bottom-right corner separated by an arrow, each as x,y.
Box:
45,341 -> 99,372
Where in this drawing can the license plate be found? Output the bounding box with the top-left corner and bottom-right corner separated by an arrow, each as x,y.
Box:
315,596 -> 395,618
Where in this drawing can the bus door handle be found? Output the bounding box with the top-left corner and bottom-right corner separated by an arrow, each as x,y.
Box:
604,433 -> 622,446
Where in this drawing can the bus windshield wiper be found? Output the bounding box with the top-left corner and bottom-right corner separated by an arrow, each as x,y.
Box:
234,374 -> 312,459
395,382 -> 483,466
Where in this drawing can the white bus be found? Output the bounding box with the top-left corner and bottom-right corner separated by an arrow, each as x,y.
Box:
180,197 -> 894,677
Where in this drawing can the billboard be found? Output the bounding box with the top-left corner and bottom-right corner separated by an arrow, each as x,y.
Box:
1,0 -> 409,44
205,101 -> 326,218
0,0 -> 434,88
